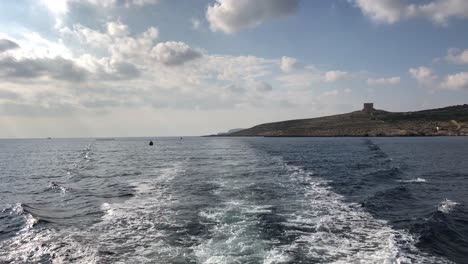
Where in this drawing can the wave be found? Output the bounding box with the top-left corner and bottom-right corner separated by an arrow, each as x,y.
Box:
262,162 -> 453,264
398,178 -> 427,183
0,226 -> 99,263
0,162 -> 186,263
438,199 -> 458,214
409,199 -> 467,263
48,182 -> 69,195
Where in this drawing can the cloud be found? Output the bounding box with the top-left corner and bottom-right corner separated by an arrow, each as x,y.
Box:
107,21 -> 130,37
409,66 -> 438,87
224,80 -> 272,94
0,90 -> 19,100
280,56 -> 300,72
61,22 -> 158,64
206,0 -> 300,33
354,0 -> 405,24
254,81 -> 273,92
409,0 -> 468,25
321,89 -> 339,97
40,0 -> 70,14
65,24 -> 113,48
151,42 -> 202,66
123,0 -> 159,7
446,48 -> 468,64
0,57 -> 88,82
191,18 -> 201,30
409,66 -> 468,91
367,76 -> 400,85
324,71 -> 350,82
208,55 -> 273,81
352,0 -> 468,25
40,0 -> 159,14
277,66 -> 355,87
276,71 -> 321,88
0,39 -> 20,53
111,62 -> 140,79
441,72 -> 468,90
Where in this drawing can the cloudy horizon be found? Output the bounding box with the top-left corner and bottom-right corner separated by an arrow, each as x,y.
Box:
1,0 -> 467,138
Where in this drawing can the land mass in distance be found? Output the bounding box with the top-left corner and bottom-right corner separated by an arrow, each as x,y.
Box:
214,103 -> 468,137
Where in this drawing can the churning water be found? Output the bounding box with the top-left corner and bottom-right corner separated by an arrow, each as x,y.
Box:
0,137 -> 467,263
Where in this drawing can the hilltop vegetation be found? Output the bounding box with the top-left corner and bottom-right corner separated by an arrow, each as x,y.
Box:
226,105 -> 468,137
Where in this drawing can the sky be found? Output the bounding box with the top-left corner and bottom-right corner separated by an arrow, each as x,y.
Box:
0,0 -> 467,138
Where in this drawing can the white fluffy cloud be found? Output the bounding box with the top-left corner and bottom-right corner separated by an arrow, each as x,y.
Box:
64,24 -> 113,48
446,48 -> 468,64
206,0 -> 300,33
354,0 -> 405,24
124,0 -> 159,7
60,22 -> 158,63
280,56 -> 300,72
324,71 -> 350,82
353,0 -> 468,25
276,70 -> 321,88
107,22 -> 130,37
409,66 -> 438,86
367,76 -> 400,85
408,66 -> 468,91
40,0 -> 159,14
151,42 -> 202,66
277,65 -> 355,87
441,72 -> 468,90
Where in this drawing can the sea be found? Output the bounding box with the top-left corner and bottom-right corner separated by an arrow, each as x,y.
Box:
0,137 -> 467,264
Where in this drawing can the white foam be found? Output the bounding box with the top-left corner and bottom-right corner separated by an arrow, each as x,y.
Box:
265,162 -> 453,264
194,197 -> 271,263
0,228 -> 100,263
0,162 -> 186,264
438,199 -> 458,214
398,178 -> 427,183
93,161 -> 187,262
0,203 -> 99,263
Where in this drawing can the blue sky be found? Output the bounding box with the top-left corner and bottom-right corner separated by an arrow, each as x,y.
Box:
0,0 -> 467,137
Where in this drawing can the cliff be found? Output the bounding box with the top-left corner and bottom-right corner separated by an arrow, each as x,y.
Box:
226,104 -> 468,137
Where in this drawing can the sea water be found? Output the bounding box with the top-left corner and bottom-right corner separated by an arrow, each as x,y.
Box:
0,137 -> 467,263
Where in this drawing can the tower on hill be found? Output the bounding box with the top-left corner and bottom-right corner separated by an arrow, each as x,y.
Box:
363,103 -> 374,113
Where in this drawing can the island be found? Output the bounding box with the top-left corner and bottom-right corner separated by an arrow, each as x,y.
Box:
216,103 -> 468,137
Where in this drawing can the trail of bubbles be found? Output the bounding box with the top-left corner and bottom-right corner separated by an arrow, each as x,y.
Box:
264,162 -> 453,264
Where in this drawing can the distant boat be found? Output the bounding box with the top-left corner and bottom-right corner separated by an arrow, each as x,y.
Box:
47,137 -> 52,140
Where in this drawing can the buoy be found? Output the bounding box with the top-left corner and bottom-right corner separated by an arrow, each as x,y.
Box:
149,140 -> 154,146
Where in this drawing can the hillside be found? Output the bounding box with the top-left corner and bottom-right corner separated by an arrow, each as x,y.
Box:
226,104 -> 468,137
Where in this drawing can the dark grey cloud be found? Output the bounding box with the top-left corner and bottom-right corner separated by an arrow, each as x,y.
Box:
81,99 -> 127,108
0,39 -> 19,53
255,81 -> 272,92
112,62 -> 141,79
0,102 -> 76,117
0,90 -> 19,100
225,84 -> 246,94
86,61 -> 141,81
207,0 -> 300,33
225,81 -> 272,94
0,57 -> 88,82
152,41 -> 202,66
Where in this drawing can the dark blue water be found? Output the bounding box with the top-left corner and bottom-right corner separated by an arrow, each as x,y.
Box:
0,137 -> 467,263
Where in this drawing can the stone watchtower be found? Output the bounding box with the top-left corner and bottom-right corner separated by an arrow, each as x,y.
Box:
362,103 -> 374,113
